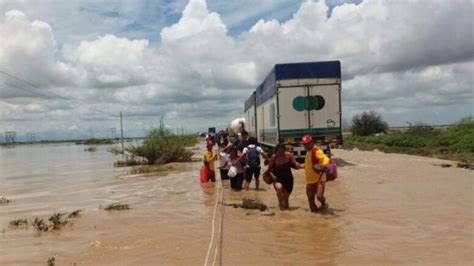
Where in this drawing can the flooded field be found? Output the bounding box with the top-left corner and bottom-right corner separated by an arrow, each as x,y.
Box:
1,142 -> 472,265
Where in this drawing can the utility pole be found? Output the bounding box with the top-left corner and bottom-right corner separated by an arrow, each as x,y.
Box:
160,115 -> 165,136
26,133 -> 35,142
4,131 -> 16,144
120,112 -> 124,161
110,128 -> 116,140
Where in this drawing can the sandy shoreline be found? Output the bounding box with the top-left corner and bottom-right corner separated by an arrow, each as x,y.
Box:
1,148 -> 473,265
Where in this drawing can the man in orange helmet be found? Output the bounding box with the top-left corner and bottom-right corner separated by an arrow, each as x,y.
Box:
300,134 -> 329,212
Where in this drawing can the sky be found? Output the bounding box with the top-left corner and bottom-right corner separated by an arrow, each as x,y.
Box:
0,0 -> 472,140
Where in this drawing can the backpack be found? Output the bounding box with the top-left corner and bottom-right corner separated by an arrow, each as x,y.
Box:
246,146 -> 261,168
310,147 -> 338,181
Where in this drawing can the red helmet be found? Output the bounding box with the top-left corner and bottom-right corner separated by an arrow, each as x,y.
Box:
301,134 -> 313,144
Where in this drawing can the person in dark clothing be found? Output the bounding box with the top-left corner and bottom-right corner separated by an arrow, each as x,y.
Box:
264,143 -> 301,210
227,130 -> 249,184
232,130 -> 249,153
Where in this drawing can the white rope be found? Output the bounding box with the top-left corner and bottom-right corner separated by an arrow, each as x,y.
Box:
204,172 -> 224,266
211,178 -> 225,266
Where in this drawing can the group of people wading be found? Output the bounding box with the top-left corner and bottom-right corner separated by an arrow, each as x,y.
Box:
203,131 -> 330,212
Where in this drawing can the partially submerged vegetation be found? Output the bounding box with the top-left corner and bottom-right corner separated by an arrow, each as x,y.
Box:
344,117 -> 474,163
79,138 -> 114,145
0,196 -> 11,205
225,197 -> 268,211
84,146 -> 96,152
47,257 -> 55,266
10,219 -> 28,228
109,126 -> 197,169
9,210 -> 83,231
103,203 -> 130,211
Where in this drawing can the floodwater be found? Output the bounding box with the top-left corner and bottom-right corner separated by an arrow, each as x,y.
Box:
0,142 -> 472,265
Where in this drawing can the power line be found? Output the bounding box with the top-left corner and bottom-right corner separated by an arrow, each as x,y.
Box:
1,80 -> 58,100
0,70 -> 118,118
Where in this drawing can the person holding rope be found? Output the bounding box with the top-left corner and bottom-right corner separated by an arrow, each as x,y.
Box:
263,143 -> 300,210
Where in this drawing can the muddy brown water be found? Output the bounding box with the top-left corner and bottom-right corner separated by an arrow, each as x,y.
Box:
0,143 -> 472,265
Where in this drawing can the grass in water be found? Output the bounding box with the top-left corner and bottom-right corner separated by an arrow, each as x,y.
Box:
9,209 -> 83,231
104,203 -> 131,211
0,196 -> 11,205
47,257 -> 55,266
9,219 -> 28,228
84,146 -> 96,152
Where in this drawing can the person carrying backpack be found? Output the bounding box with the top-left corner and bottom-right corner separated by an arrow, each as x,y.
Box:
242,137 -> 268,191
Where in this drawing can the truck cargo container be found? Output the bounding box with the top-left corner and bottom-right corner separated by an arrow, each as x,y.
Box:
243,61 -> 342,160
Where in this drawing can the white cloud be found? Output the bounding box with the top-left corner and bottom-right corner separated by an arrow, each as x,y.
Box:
64,34 -> 151,88
0,10 -> 73,88
68,125 -> 78,131
161,0 -> 227,42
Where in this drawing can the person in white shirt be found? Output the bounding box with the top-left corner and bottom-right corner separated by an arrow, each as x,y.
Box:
241,137 -> 269,191
218,142 -> 230,180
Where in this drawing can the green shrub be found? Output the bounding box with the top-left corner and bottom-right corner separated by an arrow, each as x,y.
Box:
382,134 -> 426,148
350,111 -> 388,136
453,137 -> 474,153
343,118 -> 474,162
406,122 -> 436,136
431,120 -> 474,150
110,128 -> 198,165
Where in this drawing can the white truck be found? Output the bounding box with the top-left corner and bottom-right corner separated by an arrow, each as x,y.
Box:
244,61 -> 342,160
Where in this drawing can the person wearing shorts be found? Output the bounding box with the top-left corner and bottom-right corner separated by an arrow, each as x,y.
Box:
242,137 -> 268,191
299,135 -> 329,212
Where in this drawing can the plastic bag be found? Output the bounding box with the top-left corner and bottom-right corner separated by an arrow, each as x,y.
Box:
228,166 -> 237,178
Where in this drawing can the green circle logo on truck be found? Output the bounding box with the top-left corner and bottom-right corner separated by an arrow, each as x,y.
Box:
307,96 -> 318,110
314,95 -> 325,110
292,96 -> 307,111
292,95 -> 326,111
